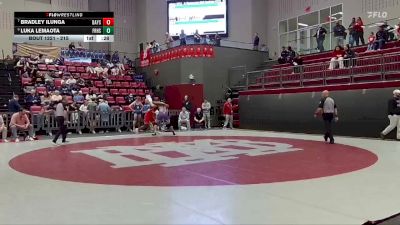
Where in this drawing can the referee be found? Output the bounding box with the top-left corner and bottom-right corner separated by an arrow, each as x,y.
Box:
314,90 -> 338,144
52,98 -> 68,145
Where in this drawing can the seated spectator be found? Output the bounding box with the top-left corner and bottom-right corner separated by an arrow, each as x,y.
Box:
382,21 -> 395,41
60,84 -> 72,96
396,22 -> 400,40
47,82 -> 56,92
366,32 -> 376,51
194,108 -> 205,129
86,64 -> 95,74
66,76 -> 76,86
292,54 -> 304,73
25,90 -> 41,108
85,90 -> 97,101
178,107 -> 191,131
94,63 -> 105,76
328,46 -> 345,70
68,42 -> 75,50
278,47 -> 289,64
85,79 -> 93,87
374,26 -> 389,50
8,95 -> 21,113
44,72 -> 54,84
73,91 -> 85,104
343,44 -> 356,68
0,114 -> 8,142
9,109 -> 35,142
40,92 -> 51,106
51,90 -> 63,102
76,77 -> 85,87
151,40 -> 160,53
287,46 -> 296,63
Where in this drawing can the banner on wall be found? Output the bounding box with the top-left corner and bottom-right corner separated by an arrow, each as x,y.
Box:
13,43 -> 60,58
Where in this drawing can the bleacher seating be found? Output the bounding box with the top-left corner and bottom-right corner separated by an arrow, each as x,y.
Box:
250,41 -> 400,90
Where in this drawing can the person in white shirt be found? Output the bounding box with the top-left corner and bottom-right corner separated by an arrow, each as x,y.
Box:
51,90 -> 63,103
201,99 -> 211,129
66,77 -> 76,86
178,107 -> 190,131
0,114 -> 8,142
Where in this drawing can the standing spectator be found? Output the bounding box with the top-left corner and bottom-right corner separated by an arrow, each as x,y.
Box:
203,35 -> 211,44
366,32 -> 376,51
0,114 -> 8,142
328,46 -> 345,70
223,98 -> 233,129
333,21 -> 346,47
355,17 -> 365,45
278,46 -> 289,64
8,95 -> 21,113
343,44 -> 356,68
314,90 -> 338,144
178,107 -> 191,131
179,30 -> 187,45
60,83 -> 72,96
9,109 -> 35,142
25,91 -> 41,108
129,96 -> 143,131
182,95 -> 192,111
165,32 -> 174,49
381,89 -> 400,140
395,22 -> 400,40
374,26 -> 389,50
79,100 -> 89,114
52,99 -> 67,145
41,92 -> 51,106
201,99 -> 211,129
194,108 -> 205,129
194,29 -> 201,44
348,18 -> 356,47
97,99 -> 111,133
87,98 -> 98,134
214,32 -> 221,46
253,32 -> 260,50
314,25 -> 327,52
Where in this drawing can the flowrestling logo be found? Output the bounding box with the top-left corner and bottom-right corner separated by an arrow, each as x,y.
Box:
9,136 -> 378,186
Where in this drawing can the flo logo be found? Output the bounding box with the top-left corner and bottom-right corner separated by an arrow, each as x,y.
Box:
9,136 -> 378,186
73,139 -> 302,168
367,11 -> 388,18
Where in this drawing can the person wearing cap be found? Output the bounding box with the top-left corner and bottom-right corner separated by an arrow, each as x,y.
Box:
381,89 -> 400,140
314,90 -> 338,144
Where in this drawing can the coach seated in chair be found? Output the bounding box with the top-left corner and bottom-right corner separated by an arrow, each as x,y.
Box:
9,109 -> 35,142
178,107 -> 191,131
194,108 -> 205,129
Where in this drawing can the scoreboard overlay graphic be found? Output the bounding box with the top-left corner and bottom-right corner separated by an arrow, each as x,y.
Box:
14,12 -> 114,43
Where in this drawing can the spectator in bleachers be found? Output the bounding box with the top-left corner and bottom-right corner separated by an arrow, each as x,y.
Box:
98,99 -> 111,133
194,108 -> 205,129
328,46 -> 345,70
382,21 -> 395,41
151,40 -> 160,53
287,46 -> 296,63
343,44 -> 356,68
40,92 -> 51,106
60,84 -> 72,96
94,63 -> 105,76
333,21 -> 346,47
178,107 -> 191,131
223,98 -> 233,129
201,99 -> 211,129
253,33 -> 260,50
380,89 -> 400,140
85,79 -> 93,88
374,26 -> 389,50
111,51 -> 120,64
68,42 -> 75,50
214,32 -> 221,46
76,77 -> 85,87
9,109 -> 35,142
355,17 -> 365,45
125,93 -> 135,104
314,25 -> 327,52
129,96 -> 144,131
73,91 -> 85,104
165,32 -> 174,49
51,90 -> 63,103
8,95 -> 21,113
0,114 -> 8,142
203,35 -> 211,44
85,90 -> 97,101
348,18 -> 356,47
66,76 -> 77,86
194,30 -> 201,44
180,29 -> 187,45
395,22 -> 400,40
278,47 -> 289,64
292,54 -> 304,73
47,82 -> 56,92
25,90 -> 41,108
44,72 -> 54,84
15,57 -> 27,75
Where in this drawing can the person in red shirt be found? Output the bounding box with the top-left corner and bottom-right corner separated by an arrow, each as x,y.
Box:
328,46 -> 345,70
223,98 -> 233,129
354,17 -> 365,45
367,32 -> 376,51
135,105 -> 158,135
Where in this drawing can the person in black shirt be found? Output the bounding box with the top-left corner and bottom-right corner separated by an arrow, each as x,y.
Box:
68,42 -> 75,50
287,46 -> 296,63
381,89 -> 400,140
343,44 -> 356,68
194,29 -> 201,44
333,21 -> 346,47
182,95 -> 192,111
314,26 -> 328,52
253,33 -> 260,50
214,32 -> 221,46
8,95 -> 21,113
278,47 -> 289,64
194,108 -> 205,129
374,26 -> 389,50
